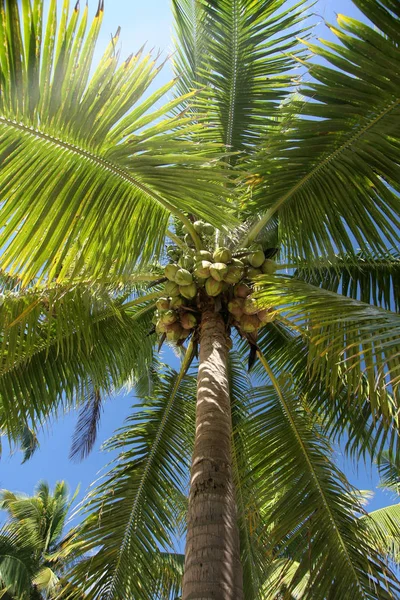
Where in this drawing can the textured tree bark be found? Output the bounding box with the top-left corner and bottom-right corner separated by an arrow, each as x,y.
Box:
182,308 -> 243,599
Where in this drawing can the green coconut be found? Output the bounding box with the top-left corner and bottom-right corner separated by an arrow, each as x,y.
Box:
194,260 -> 212,279
195,250 -> 213,262
210,262 -> 228,281
261,259 -> 278,275
161,309 -> 178,325
228,298 -> 244,318
156,320 -> 169,334
175,269 -> 193,286
152,313 -> 159,325
166,246 -> 181,261
205,277 -> 223,297
170,296 -> 184,309
248,250 -> 265,268
247,267 -> 262,278
180,283 -> 197,299
243,297 -> 260,315
195,276 -> 207,287
240,314 -> 259,333
156,297 -> 170,311
202,223 -> 215,236
234,283 -> 251,298
184,233 -> 195,247
213,247 -> 232,263
179,255 -> 195,270
165,281 -> 180,297
193,220 -> 206,233
224,264 -> 244,284
166,323 -> 184,342
258,308 -> 274,325
164,263 -> 179,281
181,312 -> 197,330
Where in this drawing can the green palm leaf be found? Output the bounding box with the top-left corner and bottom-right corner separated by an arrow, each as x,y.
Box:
245,0 -> 400,258
248,351 -> 399,599
362,503 -> 400,564
0,0 -> 232,285
0,283 -> 156,439
172,0 -> 310,155
64,354 -> 196,599
293,250 -> 400,312
254,275 -> 400,409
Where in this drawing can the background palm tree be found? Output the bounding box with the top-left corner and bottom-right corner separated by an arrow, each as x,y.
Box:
0,0 -> 398,598
0,481 -> 83,599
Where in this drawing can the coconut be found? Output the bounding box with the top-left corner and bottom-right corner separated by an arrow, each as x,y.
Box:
228,298 -> 244,318
175,269 -> 193,286
234,283 -> 251,298
161,309 -> 178,325
202,223 -> 215,236
195,276 -> 207,287
156,297 -> 170,311
261,259 -> 278,275
165,281 -> 180,297
180,329 -> 191,340
213,247 -> 232,263
195,250 -> 213,262
257,308 -> 274,325
166,323 -> 184,342
250,243 -> 263,252
194,260 -> 212,279
247,267 -> 262,278
243,297 -> 260,315
179,255 -> 195,270
165,263 -> 179,281
210,262 -> 228,281
240,314 -> 259,333
156,321 -> 169,334
180,283 -> 197,299
205,277 -> 223,297
248,250 -> 265,268
166,246 -> 181,261
181,312 -> 197,330
193,220 -> 206,233
224,264 -> 244,284
170,296 -> 184,309
152,313 -> 159,325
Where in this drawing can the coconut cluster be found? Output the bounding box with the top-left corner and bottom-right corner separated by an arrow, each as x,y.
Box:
154,220 -> 277,345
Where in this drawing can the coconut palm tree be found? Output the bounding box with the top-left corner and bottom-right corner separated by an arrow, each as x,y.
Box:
0,481 -> 83,599
0,0 -> 399,598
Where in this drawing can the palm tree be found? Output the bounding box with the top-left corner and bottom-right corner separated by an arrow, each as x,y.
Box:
0,481 -> 83,599
0,0 -> 398,598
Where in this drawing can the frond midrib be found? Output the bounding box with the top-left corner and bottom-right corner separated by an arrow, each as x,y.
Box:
245,95 -> 400,244
0,116 -> 187,223
258,353 -> 366,597
105,343 -> 194,599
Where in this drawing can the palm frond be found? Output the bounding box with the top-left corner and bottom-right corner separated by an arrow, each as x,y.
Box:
378,450 -> 400,495
247,351 -> 400,599
362,503 -> 400,565
254,275 -> 400,410
0,0 -> 233,285
69,387 -> 103,462
245,1 -> 400,258
251,323 -> 400,464
64,354 -> 196,599
173,0 -> 310,157
0,287 -> 155,439
293,250 -> 400,312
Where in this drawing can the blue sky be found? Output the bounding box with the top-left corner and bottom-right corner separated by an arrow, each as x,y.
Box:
1,0 -> 397,527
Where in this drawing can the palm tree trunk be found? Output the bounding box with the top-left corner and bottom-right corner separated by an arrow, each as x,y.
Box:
182,307 -> 243,599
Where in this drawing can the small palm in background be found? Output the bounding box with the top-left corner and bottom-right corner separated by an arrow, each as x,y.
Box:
0,482 -> 83,599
